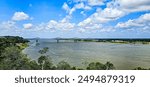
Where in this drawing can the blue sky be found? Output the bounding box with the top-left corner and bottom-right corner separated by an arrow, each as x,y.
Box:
0,0 -> 150,38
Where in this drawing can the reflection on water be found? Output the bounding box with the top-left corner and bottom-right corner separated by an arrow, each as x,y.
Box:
23,39 -> 150,70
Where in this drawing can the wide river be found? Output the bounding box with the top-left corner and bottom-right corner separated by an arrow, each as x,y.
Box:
23,39 -> 150,70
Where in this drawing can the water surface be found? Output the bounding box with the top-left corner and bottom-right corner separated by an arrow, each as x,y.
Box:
23,39 -> 150,69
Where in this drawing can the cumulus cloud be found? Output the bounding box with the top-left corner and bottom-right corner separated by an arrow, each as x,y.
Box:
77,0 -> 150,27
116,20 -> 144,29
62,1 -> 92,15
46,20 -> 75,31
62,3 -> 70,13
72,0 -> 105,6
78,28 -> 86,33
78,7 -> 124,30
88,0 -> 104,6
116,13 -> 150,31
3,0 -> 150,36
109,0 -> 150,13
0,21 -> 16,29
76,0 -> 150,32
96,8 -> 124,22
12,12 -> 30,21
23,23 -> 33,29
69,2 -> 91,15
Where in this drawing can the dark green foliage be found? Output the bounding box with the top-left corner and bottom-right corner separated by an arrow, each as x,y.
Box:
72,66 -> 77,70
0,36 -> 29,47
38,56 -> 47,66
0,46 -> 37,70
29,60 -> 40,70
105,62 -> 115,70
86,62 -> 106,70
0,36 -> 29,55
0,36 -> 37,70
38,46 -> 53,70
86,62 -> 115,70
38,55 -> 53,70
134,67 -> 149,70
56,61 -> 72,70
38,47 -> 49,54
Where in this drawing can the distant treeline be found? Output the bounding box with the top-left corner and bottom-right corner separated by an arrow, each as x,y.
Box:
0,36 -> 149,70
39,38 -> 150,44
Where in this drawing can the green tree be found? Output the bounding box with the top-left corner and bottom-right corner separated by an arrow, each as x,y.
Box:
38,47 -> 53,70
0,46 -> 31,69
134,67 -> 147,70
38,47 -> 49,54
43,58 -> 53,70
38,56 -> 46,70
56,61 -> 72,70
86,62 -> 106,70
29,60 -> 40,70
105,62 -> 115,70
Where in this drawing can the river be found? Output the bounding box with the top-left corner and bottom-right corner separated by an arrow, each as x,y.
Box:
23,39 -> 150,70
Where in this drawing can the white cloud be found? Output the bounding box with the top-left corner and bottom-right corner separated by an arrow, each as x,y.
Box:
60,15 -> 72,23
45,18 -> 75,31
100,27 -> 115,32
84,6 -> 92,10
78,7 -> 124,28
4,0 -> 150,36
62,3 -> 70,13
23,23 -> 33,29
78,18 -> 92,27
104,8 -> 123,20
63,2 -> 92,15
109,0 -> 150,13
88,0 -> 104,6
139,13 -> 150,22
78,16 -> 103,32
69,2 -> 86,15
72,0 -> 104,6
75,2 -> 85,9
116,13 -> 150,31
116,20 -> 143,29
76,0 -> 150,33
0,21 -> 16,29
72,0 -> 87,3
77,0 -> 150,27
78,28 -> 86,33
12,12 -> 30,21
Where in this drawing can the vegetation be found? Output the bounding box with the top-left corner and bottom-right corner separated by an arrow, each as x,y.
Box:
0,36 -> 149,70
59,38 -> 150,44
86,62 -> 115,70
134,67 -> 150,70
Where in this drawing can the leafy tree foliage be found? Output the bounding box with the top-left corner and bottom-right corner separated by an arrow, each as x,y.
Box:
105,62 -> 115,70
86,62 -> 115,70
0,46 -> 35,70
86,62 -> 106,70
38,47 -> 49,54
56,61 -> 72,70
38,55 -> 53,70
134,67 -> 150,70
